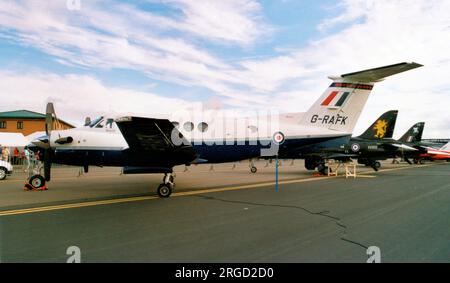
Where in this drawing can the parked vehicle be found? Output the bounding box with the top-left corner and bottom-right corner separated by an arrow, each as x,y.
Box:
0,160 -> 13,180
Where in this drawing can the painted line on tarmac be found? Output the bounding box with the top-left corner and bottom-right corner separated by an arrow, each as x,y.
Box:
365,164 -> 433,174
0,176 -> 335,217
0,164 -> 434,217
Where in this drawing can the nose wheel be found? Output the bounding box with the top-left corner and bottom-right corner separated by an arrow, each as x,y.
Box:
157,173 -> 174,198
24,174 -> 48,191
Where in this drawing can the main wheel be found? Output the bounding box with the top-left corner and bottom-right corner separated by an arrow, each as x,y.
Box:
157,183 -> 173,198
250,166 -> 257,173
373,161 -> 381,169
29,175 -> 46,189
0,167 -> 7,180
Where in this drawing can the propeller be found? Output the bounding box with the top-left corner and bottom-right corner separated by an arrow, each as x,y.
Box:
43,102 -> 56,182
30,102 -> 74,182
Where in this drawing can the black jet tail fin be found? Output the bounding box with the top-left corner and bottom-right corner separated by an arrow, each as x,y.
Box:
398,122 -> 425,143
357,110 -> 398,140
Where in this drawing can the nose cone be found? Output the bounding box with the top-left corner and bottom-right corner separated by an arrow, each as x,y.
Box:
31,135 -> 50,149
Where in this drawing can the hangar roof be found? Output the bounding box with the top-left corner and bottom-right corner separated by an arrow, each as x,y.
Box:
0,110 -> 46,119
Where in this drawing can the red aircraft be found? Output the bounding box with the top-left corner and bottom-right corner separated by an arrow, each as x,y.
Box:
419,141 -> 450,161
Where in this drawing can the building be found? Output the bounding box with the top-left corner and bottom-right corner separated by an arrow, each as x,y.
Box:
0,110 -> 74,136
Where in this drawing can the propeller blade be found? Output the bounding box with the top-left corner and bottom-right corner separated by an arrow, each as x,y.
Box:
44,148 -> 52,182
44,102 -> 56,182
45,103 -> 55,136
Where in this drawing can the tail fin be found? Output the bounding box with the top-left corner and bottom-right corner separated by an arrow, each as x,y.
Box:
300,62 -> 422,134
357,110 -> 398,140
399,122 -> 425,143
440,141 -> 450,151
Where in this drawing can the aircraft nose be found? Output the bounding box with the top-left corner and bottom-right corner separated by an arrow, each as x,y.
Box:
31,135 -> 50,149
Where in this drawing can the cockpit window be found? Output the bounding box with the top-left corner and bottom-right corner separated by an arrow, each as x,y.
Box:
105,118 -> 114,129
89,116 -> 104,128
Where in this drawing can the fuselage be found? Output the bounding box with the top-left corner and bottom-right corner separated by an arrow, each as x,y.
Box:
42,113 -> 351,168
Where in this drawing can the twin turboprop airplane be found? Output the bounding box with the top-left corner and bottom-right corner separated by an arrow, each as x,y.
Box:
31,62 -> 422,197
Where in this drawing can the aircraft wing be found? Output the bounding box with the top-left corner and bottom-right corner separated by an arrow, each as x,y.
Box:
115,116 -> 197,167
339,62 -> 423,82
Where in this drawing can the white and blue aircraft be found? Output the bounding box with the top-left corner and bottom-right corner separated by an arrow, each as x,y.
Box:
31,62 -> 422,197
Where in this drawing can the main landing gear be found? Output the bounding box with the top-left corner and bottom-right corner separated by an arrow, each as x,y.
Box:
157,173 -> 175,198
249,159 -> 257,173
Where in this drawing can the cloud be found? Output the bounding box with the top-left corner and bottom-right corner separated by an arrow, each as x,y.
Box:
0,70 -> 195,125
237,0 -> 450,138
0,0 -> 449,138
0,0 -> 272,101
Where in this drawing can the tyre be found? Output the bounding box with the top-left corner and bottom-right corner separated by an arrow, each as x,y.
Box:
373,161 -> 381,169
250,166 -> 257,173
29,175 -> 46,189
0,167 -> 7,180
157,183 -> 173,198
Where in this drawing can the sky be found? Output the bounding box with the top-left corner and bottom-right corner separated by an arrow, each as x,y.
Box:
0,0 -> 449,138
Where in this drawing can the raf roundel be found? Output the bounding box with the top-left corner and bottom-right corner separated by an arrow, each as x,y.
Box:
273,131 -> 285,145
351,143 -> 361,152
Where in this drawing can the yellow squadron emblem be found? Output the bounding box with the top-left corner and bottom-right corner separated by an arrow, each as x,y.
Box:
373,119 -> 388,138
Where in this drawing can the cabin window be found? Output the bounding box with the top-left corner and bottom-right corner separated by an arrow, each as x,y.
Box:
183,121 -> 194,132
198,122 -> 208,133
0,121 -> 6,129
172,121 -> 180,128
17,121 -> 24,129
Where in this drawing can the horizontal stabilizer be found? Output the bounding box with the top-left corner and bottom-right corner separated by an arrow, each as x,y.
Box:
337,62 -> 423,83
440,141 -> 450,151
385,143 -> 418,151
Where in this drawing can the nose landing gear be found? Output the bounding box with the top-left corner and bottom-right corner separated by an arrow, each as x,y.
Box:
23,162 -> 48,191
24,174 -> 48,191
157,173 -> 175,198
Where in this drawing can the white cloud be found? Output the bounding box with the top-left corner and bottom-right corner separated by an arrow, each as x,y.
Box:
0,70 -> 195,125
239,0 -> 450,138
157,0 -> 270,45
0,0 -> 271,101
0,0 -> 449,138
